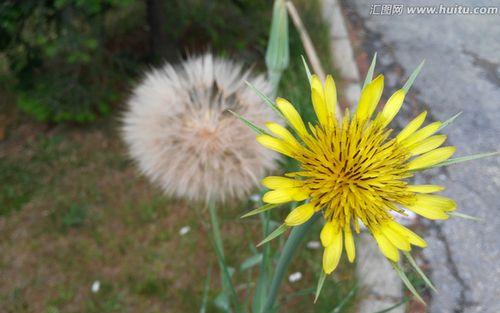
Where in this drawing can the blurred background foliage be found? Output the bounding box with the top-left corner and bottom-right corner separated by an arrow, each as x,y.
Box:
0,0 -> 272,122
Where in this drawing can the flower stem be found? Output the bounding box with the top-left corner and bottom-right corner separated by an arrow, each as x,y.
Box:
209,202 -> 224,259
261,214 -> 320,313
208,202 -> 241,313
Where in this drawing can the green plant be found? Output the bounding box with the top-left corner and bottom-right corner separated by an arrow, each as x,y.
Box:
0,0 -> 144,122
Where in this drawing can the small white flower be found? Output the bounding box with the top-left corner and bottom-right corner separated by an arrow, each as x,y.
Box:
179,226 -> 191,236
91,280 -> 100,293
288,272 -> 303,283
306,241 -> 321,250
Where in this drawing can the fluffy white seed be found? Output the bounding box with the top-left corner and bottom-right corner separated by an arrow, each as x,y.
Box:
122,54 -> 279,203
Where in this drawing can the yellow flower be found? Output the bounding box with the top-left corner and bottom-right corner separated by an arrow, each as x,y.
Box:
257,73 -> 456,275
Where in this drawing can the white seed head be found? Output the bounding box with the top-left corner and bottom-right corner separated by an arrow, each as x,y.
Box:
122,54 -> 279,203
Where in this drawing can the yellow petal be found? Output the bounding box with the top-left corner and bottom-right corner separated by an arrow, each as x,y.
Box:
407,146 -> 456,170
276,97 -> 307,138
396,111 -> 427,142
407,184 -> 445,194
380,224 -> 411,251
409,135 -> 447,156
284,203 -> 315,226
407,205 -> 449,220
291,189 -> 309,201
380,89 -> 405,127
401,122 -> 442,147
320,222 -> 335,247
262,190 -> 293,204
256,135 -> 294,157
415,194 -> 456,211
262,176 -> 302,189
344,226 -> 355,262
388,221 -> 427,248
322,230 -> 343,274
311,75 -> 328,126
373,229 -> 399,262
265,122 -> 301,148
356,74 -> 384,121
324,75 -> 337,121
407,194 -> 455,219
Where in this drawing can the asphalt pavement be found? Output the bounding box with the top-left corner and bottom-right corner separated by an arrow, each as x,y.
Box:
341,1 -> 500,312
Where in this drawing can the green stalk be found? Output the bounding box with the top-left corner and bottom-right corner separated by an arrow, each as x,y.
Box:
209,202 -> 225,259
261,214 -> 320,313
208,202 -> 241,313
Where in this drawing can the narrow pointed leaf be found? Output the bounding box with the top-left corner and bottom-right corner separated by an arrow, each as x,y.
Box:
362,52 -> 377,90
403,60 -> 425,94
241,203 -> 279,218
245,80 -> 282,117
430,151 -> 499,169
403,251 -> 437,292
228,110 -> 269,135
314,271 -> 326,303
449,211 -> 483,222
373,298 -> 410,313
392,262 -> 425,304
257,223 -> 289,247
438,112 -> 462,131
301,55 -> 312,82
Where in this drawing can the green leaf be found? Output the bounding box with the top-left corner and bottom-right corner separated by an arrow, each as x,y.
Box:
314,271 -> 326,303
392,262 -> 425,304
373,297 -> 410,313
240,254 -> 263,271
430,152 -> 499,169
449,211 -> 483,222
403,251 -> 437,292
362,52 -> 377,90
228,110 -> 269,135
301,55 -> 312,82
438,112 -> 462,131
241,203 -> 279,218
403,60 -> 425,94
244,81 -> 283,117
199,268 -> 211,313
257,223 -> 289,247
